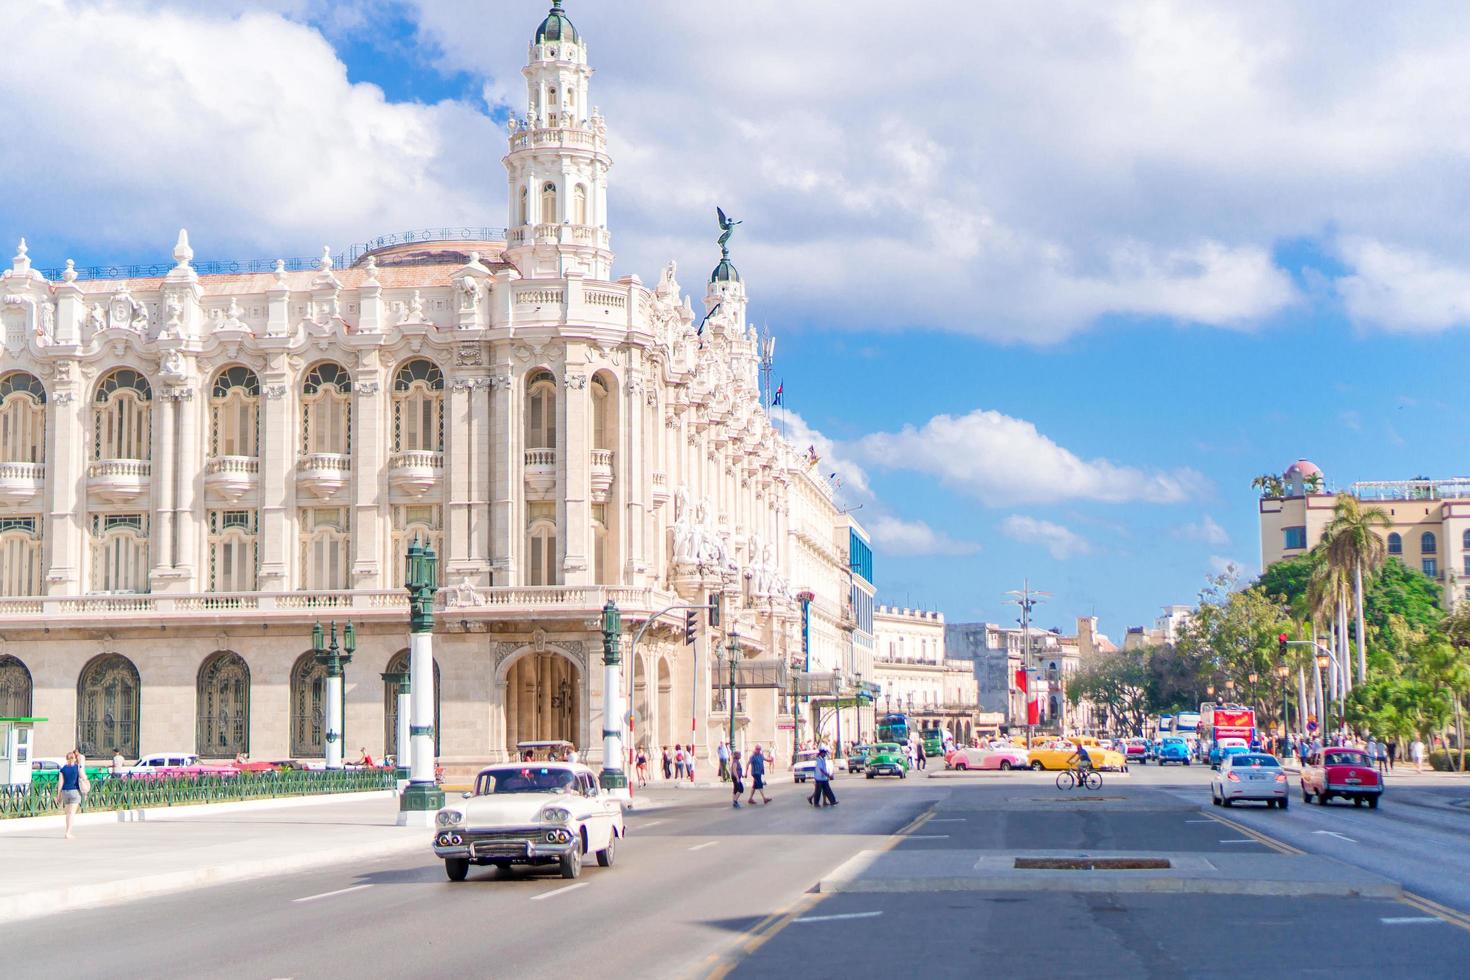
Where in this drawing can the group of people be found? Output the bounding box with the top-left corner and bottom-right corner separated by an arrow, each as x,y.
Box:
1282,732 -> 1428,772
656,744 -> 701,782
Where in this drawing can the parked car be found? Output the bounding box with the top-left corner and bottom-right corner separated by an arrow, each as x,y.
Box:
122,753 -> 239,778
1122,738 -> 1150,764
847,745 -> 872,775
432,762 -> 623,882
1156,736 -> 1193,766
1300,747 -> 1382,808
1211,752 -> 1289,808
947,746 -> 1027,771
793,750 -> 821,783
1209,738 -> 1250,769
865,743 -> 909,778
1028,738 -> 1128,772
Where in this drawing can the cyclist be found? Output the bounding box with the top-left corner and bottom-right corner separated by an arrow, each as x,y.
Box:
1067,742 -> 1093,774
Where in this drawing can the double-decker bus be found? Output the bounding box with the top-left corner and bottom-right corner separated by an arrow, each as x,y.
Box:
877,713 -> 910,745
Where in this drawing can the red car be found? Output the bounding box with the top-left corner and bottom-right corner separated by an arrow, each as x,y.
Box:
1122,739 -> 1149,763
1300,747 -> 1382,808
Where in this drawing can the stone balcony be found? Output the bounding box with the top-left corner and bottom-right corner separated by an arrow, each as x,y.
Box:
389,450 -> 444,497
650,471 -> 668,510
296,452 -> 351,499
205,455 -> 259,502
0,461 -> 45,504
507,223 -> 611,249
525,447 -> 556,500
86,459 -> 150,504
590,448 -> 613,502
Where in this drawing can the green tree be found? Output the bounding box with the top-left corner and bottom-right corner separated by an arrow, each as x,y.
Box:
1251,473 -> 1286,499
1068,647 -> 1153,735
1320,493 -> 1391,684
1436,605 -> 1470,770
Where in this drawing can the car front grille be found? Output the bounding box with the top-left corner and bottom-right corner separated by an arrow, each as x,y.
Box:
462,828 -> 541,856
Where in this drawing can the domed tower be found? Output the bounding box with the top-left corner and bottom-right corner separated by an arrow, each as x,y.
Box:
504,1 -> 614,280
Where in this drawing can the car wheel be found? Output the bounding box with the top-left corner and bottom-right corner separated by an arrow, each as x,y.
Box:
1317,791 -> 1330,806
866,773 -> 874,779
445,858 -> 469,882
559,852 -> 581,879
1368,796 -> 1380,810
1211,789 -> 1221,806
1000,761 -> 1012,771
1302,785 -> 1311,803
596,834 -> 616,868
1353,797 -> 1363,807
1221,796 -> 1232,807
956,761 -> 967,771
1184,759 -> 1191,766
1279,797 -> 1288,810
1031,761 -> 1044,771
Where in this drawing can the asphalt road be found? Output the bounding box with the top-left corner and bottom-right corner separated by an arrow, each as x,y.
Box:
8,765 -> 1470,979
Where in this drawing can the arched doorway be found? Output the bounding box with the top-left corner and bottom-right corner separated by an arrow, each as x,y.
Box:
77,654 -> 140,758
197,651 -> 250,758
0,654 -> 32,717
289,651 -> 327,758
384,649 -> 440,756
656,656 -> 674,749
631,654 -> 649,752
503,651 -> 581,754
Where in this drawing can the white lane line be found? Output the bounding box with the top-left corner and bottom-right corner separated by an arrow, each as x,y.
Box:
689,840 -> 719,851
1218,839 -> 1257,844
1185,819 -> 1215,824
636,819 -> 666,829
531,882 -> 588,902
929,818 -> 967,823
1313,830 -> 1358,843
794,911 -> 884,924
904,834 -> 950,839
1380,917 -> 1441,925
293,884 -> 372,903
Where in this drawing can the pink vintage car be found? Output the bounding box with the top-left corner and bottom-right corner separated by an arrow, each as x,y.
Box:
120,753 -> 241,779
946,746 -> 1028,771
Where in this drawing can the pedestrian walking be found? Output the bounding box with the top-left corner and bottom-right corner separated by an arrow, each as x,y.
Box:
111,748 -> 126,774
717,740 -> 730,782
730,750 -> 745,807
1387,739 -> 1398,770
1412,738 -> 1427,772
636,748 -> 649,787
661,746 -> 673,780
747,744 -> 771,805
916,739 -> 927,771
566,745 -> 580,765
673,745 -> 686,780
686,744 -> 696,782
810,748 -> 838,807
1373,737 -> 1389,775
56,750 -> 83,839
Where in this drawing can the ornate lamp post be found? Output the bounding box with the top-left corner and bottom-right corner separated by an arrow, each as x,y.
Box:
1206,683 -> 1215,700
398,538 -> 444,826
1224,678 -> 1236,701
727,630 -> 740,757
312,619 -> 354,770
599,600 -> 629,798
1275,662 -> 1291,739
1316,652 -> 1332,733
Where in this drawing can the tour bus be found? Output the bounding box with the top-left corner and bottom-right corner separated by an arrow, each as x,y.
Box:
877,713 -> 910,745
1199,703 -> 1257,762
1172,711 -> 1202,756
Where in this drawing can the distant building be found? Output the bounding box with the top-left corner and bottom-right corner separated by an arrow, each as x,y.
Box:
872,606 -> 983,743
945,616 -> 1112,734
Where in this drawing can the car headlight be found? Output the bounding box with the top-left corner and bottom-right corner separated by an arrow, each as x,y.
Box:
539,806 -> 573,824
436,810 -> 463,827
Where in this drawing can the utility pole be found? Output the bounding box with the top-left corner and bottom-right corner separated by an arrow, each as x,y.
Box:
1004,580 -> 1050,748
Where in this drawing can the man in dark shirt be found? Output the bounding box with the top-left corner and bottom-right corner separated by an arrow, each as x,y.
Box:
746,744 -> 771,805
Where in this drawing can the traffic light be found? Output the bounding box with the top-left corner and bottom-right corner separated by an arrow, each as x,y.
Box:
684,611 -> 697,645
708,592 -> 721,628
1278,633 -> 1288,659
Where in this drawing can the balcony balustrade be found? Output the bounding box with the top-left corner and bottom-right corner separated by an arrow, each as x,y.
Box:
296,452 -> 351,499
590,448 -> 613,503
0,461 -> 45,504
650,471 -> 669,510
389,450 -> 444,497
204,455 -> 259,502
524,447 -> 557,500
86,459 -> 150,504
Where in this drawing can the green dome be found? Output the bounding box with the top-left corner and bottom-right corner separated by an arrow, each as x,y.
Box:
710,257 -> 741,283
535,1 -> 578,45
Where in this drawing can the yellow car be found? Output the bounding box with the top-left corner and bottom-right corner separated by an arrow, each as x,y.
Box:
1027,738 -> 1129,772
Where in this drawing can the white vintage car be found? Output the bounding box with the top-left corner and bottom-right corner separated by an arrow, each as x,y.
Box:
432,762 -> 624,881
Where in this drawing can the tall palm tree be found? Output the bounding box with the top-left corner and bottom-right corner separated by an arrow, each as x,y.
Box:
1322,493 -> 1391,684
1439,605 -> 1470,770
1308,558 -> 1352,718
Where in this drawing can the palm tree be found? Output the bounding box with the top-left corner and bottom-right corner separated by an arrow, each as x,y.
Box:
1439,606 -> 1470,770
1321,493 -> 1391,684
1309,558 -> 1353,716
1251,473 -> 1285,498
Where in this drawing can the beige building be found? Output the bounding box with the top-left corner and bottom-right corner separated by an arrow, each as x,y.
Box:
872,606 -> 982,743
0,4 -> 862,772
1258,459 -> 1466,608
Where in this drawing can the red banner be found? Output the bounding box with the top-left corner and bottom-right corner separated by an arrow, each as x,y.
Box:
1015,668 -> 1028,693
1027,697 -> 1039,725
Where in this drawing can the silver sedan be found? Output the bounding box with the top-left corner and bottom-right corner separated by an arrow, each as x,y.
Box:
1210,752 -> 1289,809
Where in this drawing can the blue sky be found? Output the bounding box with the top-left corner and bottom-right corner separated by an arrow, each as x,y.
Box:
5,1 -> 1470,637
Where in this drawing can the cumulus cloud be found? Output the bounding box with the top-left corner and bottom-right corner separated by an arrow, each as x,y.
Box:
1175,514 -> 1230,546
1000,516 -> 1091,561
1336,238 -> 1470,332
856,409 -> 1206,507
867,516 -> 980,557
779,410 -> 870,501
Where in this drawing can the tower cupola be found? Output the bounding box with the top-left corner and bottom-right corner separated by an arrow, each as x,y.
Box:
534,1 -> 578,45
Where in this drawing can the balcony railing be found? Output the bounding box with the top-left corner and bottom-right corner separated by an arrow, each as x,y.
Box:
0,461 -> 45,503
525,448 -> 557,467
87,459 -> 150,503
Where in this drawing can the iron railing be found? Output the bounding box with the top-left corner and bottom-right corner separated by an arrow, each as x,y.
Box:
1,768 -> 395,819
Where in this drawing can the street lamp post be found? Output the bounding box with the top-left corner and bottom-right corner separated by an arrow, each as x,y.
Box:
1316,652 -> 1332,734
398,538 -> 444,826
599,600 -> 629,798
1225,678 -> 1236,702
727,630 -> 740,758
312,619 -> 354,770
1275,662 -> 1290,742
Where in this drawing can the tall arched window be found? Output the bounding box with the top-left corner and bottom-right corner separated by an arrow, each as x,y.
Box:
519,186 -> 529,225
209,510 -> 257,592
0,654 -> 32,717
528,520 -> 558,586
197,651 -> 250,758
289,651 -> 327,758
392,359 -> 444,453
541,181 -> 558,223
574,184 -> 588,225
93,368 -> 151,460
210,366 -> 259,458
592,503 -> 609,585
591,374 -> 611,451
77,653 -> 140,758
0,371 -> 46,464
300,508 -> 350,591
384,649 -> 440,755
1388,532 -> 1402,555
301,362 -> 351,456
0,516 -> 43,596
1422,532 -> 1437,555
526,370 -> 557,449
91,513 -> 148,593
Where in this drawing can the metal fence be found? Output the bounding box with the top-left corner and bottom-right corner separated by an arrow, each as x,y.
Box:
0,768 -> 396,819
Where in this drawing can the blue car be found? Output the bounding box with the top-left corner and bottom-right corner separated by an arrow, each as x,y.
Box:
1156,736 -> 1192,766
1209,739 -> 1250,769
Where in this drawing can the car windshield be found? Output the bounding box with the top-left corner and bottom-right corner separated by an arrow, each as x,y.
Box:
874,744 -> 899,753
475,767 -> 576,795
1232,755 -> 1279,767
1323,751 -> 1365,766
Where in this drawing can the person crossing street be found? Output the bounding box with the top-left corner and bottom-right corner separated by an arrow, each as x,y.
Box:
746,744 -> 772,805
809,747 -> 838,807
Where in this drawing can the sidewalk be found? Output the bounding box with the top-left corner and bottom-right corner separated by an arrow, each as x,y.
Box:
0,793 -> 422,924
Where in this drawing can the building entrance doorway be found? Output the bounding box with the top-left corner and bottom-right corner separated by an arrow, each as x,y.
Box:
504,652 -> 581,754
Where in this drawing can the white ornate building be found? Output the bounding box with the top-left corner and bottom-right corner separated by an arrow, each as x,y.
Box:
872,607 -> 984,743
0,2 -> 864,772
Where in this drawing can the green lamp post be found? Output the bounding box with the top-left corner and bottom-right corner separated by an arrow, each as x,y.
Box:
312,619 -> 354,770
599,600 -> 629,796
398,538 -> 444,825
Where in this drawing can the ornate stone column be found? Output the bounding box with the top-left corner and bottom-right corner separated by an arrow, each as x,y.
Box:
351,349 -> 384,588
44,359 -> 83,594
561,345 -> 591,585
257,361 -> 292,591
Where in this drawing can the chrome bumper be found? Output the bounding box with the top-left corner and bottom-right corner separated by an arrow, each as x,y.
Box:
433,827 -> 578,861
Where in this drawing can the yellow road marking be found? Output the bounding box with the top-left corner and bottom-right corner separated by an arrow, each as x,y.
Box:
1203,812 -> 1302,855
1401,892 -> 1470,933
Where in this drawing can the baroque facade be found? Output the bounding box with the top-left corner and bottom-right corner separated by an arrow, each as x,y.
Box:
0,2 -> 863,771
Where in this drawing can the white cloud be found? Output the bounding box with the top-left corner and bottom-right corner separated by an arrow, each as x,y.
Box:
779,410 -> 870,501
1336,238 -> 1470,332
856,409 -> 1205,507
1175,514 -> 1230,546
868,516 -> 980,557
1001,516 -> 1091,561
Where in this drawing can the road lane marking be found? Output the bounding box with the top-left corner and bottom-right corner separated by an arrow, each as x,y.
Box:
689,840 -> 719,851
530,882 -> 588,901
1218,839 -> 1257,844
793,911 -> 883,924
293,884 -> 372,903
1185,819 -> 1215,823
904,834 -> 950,839
929,818 -> 967,823
1204,813 -> 1302,855
1402,893 -> 1470,934
636,819 -> 665,829
1313,830 -> 1357,843
1380,917 -> 1441,925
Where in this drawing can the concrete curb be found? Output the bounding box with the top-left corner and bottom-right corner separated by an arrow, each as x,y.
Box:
0,832 -> 426,924
816,873 -> 1402,900
0,790 -> 397,835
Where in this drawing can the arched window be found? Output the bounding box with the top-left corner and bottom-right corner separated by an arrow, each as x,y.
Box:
90,513 -> 148,593
391,505 -> 443,588
519,186 -> 529,225
392,359 -> 444,453
1422,532 -> 1437,555
591,374 -> 612,451
301,362 -> 351,456
289,651 -> 327,758
526,370 -> 557,449
0,516 -> 43,596
209,510 -> 257,592
384,649 -> 440,756
300,508 -> 350,591
591,503 -> 610,585
1462,529 -> 1470,550
574,184 -> 588,225
197,651 -> 250,758
0,371 -> 46,464
528,520 -> 558,586
77,653 -> 140,758
93,368 -> 151,460
0,654 -> 32,717
1388,532 -> 1402,555
210,366 -> 259,458
541,181 -> 558,224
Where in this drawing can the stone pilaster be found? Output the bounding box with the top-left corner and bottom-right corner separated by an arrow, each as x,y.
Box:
44,362 -> 83,594
257,359 -> 292,590
561,343 -> 590,585
351,349 -> 384,587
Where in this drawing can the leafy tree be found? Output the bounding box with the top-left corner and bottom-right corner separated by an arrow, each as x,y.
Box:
1251,473 -> 1286,498
1068,647 -> 1153,735
1321,493 -> 1391,683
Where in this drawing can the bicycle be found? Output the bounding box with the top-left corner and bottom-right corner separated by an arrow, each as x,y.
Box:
1055,766 -> 1103,791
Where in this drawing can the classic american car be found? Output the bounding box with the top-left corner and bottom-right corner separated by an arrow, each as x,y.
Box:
432,762 -> 623,881
1155,736 -> 1193,765
946,746 -> 1028,771
1208,737 -> 1250,769
847,745 -> 873,775
1300,746 -> 1383,808
1028,738 -> 1128,772
865,742 -> 909,778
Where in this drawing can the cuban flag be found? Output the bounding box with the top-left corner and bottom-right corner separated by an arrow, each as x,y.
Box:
772,381 -> 783,406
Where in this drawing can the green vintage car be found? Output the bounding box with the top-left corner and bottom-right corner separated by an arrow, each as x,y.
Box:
864,742 -> 909,779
